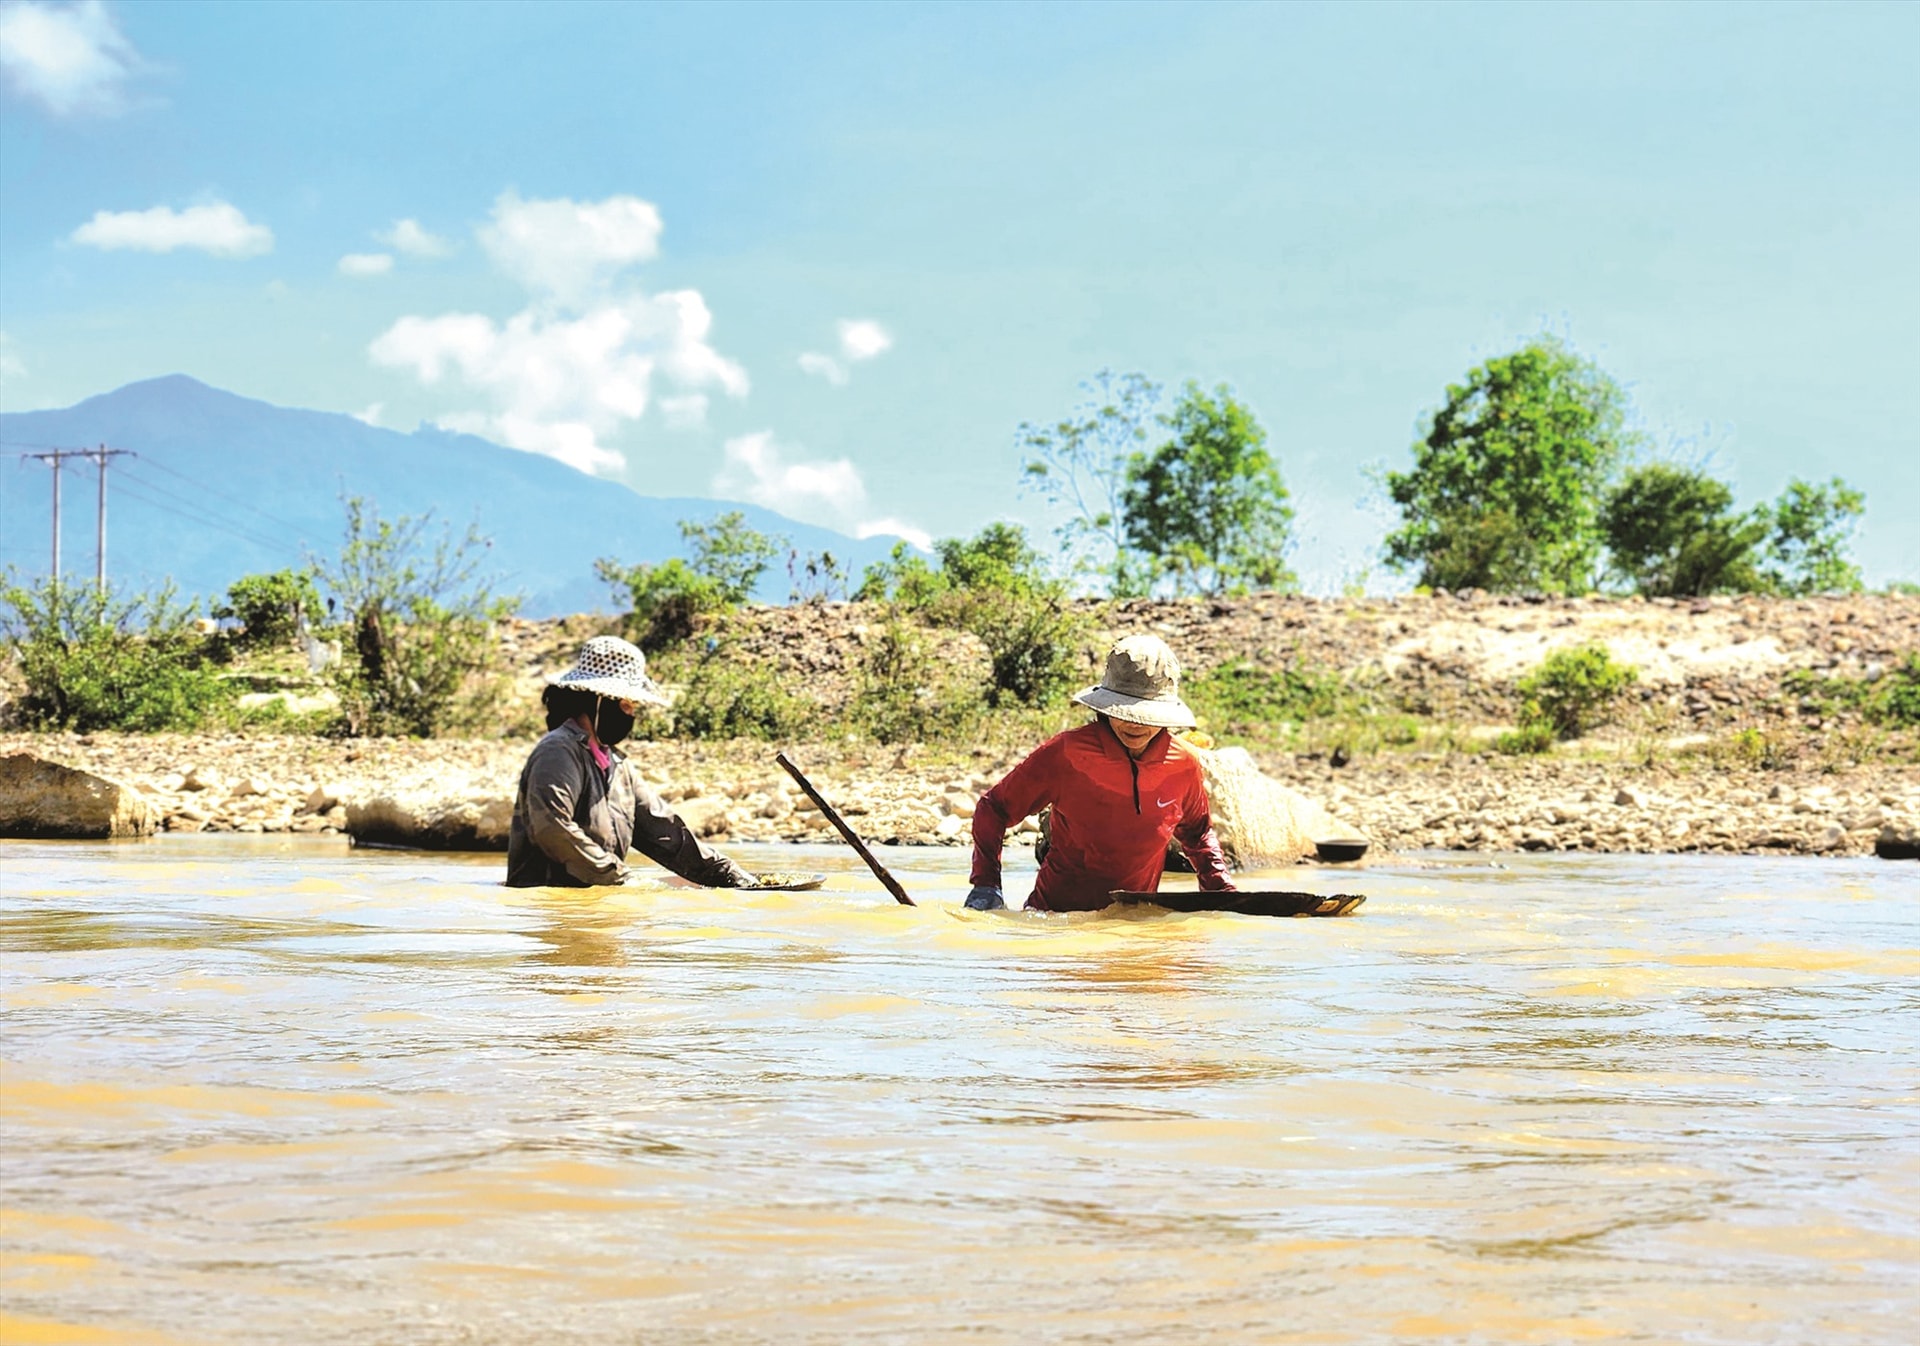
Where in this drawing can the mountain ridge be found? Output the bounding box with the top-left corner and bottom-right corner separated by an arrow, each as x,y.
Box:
0,376 -> 903,617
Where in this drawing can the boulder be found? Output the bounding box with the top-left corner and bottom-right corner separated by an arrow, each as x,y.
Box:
0,753 -> 155,839
1876,820 -> 1919,861
1195,746 -> 1366,867
346,788 -> 514,851
675,796 -> 732,838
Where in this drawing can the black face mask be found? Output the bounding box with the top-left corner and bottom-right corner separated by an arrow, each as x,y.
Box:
594,699 -> 636,747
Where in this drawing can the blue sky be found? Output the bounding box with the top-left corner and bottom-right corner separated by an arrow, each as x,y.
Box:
2,0 -> 1915,588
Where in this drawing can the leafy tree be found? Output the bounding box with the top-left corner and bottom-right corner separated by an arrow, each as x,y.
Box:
213,568 -> 324,648
1600,463 -> 1765,596
678,511 -> 786,604
1384,337 -> 1636,593
1757,476 -> 1864,595
853,541 -> 948,608
1122,381 -> 1295,596
857,524 -> 1087,708
315,498 -> 517,738
595,556 -> 725,651
1017,370 -> 1162,595
596,512 -> 787,650
1,576 -> 232,731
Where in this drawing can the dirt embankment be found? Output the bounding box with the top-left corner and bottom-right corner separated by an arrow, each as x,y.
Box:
5,593 -> 1917,859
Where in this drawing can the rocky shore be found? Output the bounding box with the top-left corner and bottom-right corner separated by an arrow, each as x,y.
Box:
3,593 -> 1916,861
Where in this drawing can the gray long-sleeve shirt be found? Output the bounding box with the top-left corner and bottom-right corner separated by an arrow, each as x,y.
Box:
505,722 -> 751,889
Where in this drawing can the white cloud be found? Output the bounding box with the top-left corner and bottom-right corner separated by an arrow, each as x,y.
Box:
838,319 -> 892,362
0,0 -> 140,117
658,394 -> 709,429
372,292 -> 745,476
479,189 -> 662,304
70,201 -> 272,257
380,218 -> 451,258
800,318 -> 893,386
715,431 -> 867,520
371,192 -> 745,476
353,403 -> 383,426
855,517 -> 933,552
338,252 -> 393,277
797,351 -> 847,386
0,330 -> 26,383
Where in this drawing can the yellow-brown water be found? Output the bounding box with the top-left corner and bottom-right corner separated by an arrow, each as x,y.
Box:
3,838 -> 1916,1344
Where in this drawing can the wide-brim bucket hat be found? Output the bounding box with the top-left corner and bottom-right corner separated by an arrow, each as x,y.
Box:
547,635 -> 672,708
1072,633 -> 1197,730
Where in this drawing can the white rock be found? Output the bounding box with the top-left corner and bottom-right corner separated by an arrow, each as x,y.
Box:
1196,746 -> 1363,867
1,754 -> 155,839
935,814 -> 965,840
675,797 -> 732,838
942,791 -> 977,818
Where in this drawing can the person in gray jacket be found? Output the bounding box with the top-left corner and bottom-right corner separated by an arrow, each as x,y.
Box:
506,636 -> 754,889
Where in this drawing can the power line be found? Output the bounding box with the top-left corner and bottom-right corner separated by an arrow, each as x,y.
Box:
109,474 -> 306,562
128,451 -> 312,536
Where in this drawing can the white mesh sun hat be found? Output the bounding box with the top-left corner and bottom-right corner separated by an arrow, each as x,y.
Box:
1071,633 -> 1197,730
548,636 -> 672,707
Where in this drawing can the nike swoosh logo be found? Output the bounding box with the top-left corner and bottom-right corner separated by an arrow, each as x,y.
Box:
1156,797 -> 1179,809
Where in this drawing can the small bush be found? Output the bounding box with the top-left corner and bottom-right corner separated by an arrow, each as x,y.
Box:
213,569 -> 323,649
1875,655 -> 1920,728
1,577 -> 234,731
1513,644 -> 1638,740
858,525 -> 1087,709
1786,654 -> 1920,730
317,498 -> 517,738
850,620 -> 985,744
1186,659 -> 1352,730
1494,722 -> 1556,755
598,513 -> 787,651
654,645 -> 817,740
595,556 -> 726,651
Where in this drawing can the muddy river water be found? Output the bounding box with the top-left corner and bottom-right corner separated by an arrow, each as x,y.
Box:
2,838 -> 1916,1344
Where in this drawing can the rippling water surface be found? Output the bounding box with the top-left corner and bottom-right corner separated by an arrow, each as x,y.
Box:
2,837 -> 1917,1344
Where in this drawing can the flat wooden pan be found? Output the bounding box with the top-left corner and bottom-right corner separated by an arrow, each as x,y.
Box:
1109,890 -> 1366,918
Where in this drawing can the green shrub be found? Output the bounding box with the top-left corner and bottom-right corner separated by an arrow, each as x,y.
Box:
854,542 -> 948,608
1874,655 -> 1920,728
653,644 -> 817,740
850,620 -> 985,744
317,498 -> 517,738
595,556 -> 726,651
213,569 -> 323,649
1513,644 -> 1638,740
1186,659 -> 1352,731
1787,655 -> 1920,729
1,577 -> 234,731
1494,722 -> 1556,755
859,525 -> 1087,710
598,512 -> 787,650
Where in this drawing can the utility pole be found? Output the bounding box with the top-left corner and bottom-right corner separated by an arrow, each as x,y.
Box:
22,446 -> 133,589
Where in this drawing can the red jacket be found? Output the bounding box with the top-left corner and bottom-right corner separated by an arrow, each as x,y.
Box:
971,720 -> 1235,912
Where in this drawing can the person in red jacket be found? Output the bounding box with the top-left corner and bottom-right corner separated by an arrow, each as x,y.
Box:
966,633 -> 1235,912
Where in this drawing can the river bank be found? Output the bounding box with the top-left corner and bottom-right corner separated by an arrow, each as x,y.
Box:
4,592 -> 1916,859
5,728 -> 1915,859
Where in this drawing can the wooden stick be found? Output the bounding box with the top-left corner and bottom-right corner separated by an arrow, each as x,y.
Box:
774,751 -> 915,907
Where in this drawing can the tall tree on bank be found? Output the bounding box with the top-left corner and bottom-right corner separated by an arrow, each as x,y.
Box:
1017,370 -> 1162,596
1384,337 -> 1636,593
1600,465 -> 1866,598
1756,476 -> 1865,595
1600,463 -> 1766,597
1122,381 -> 1296,597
